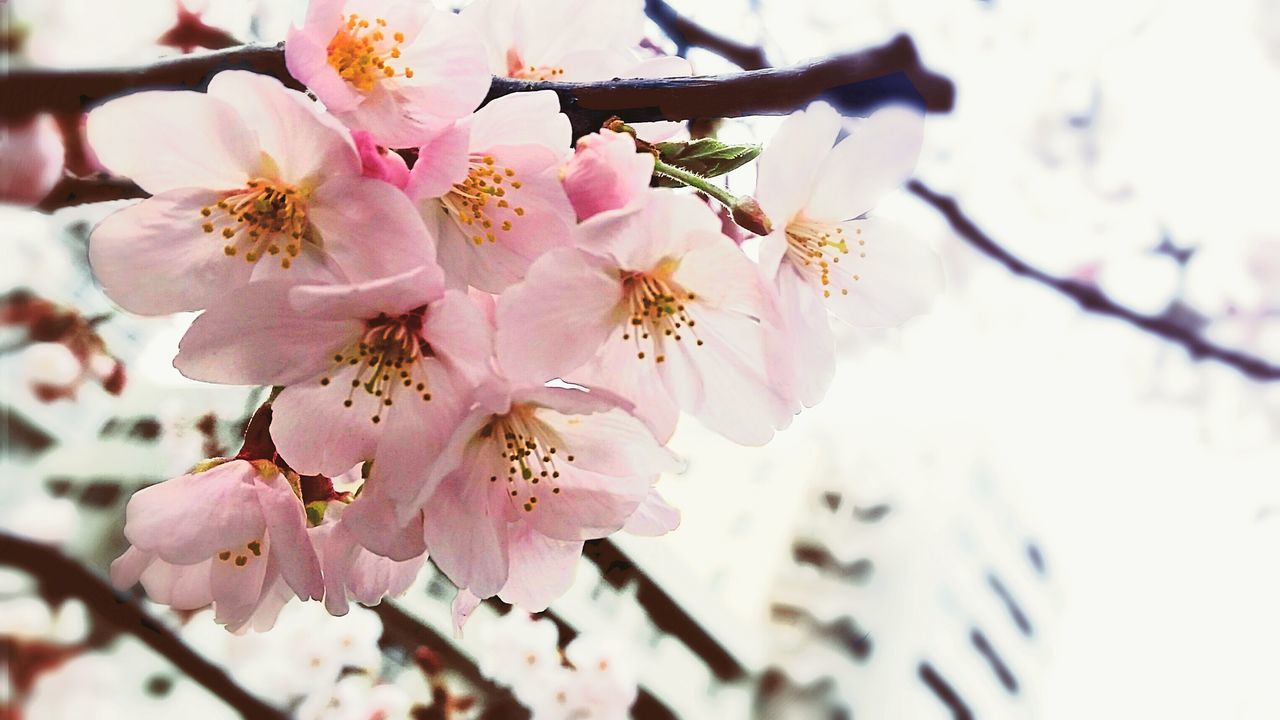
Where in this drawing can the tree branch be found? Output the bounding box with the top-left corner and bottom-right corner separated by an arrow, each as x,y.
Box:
643,0 -> 770,70
0,532 -> 288,719
908,180 -> 1280,381
3,35 -> 952,139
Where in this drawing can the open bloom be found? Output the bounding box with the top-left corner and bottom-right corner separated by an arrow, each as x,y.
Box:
560,129 -> 654,222
174,265 -> 491,483
110,458 -> 323,632
87,70 -> 433,315
286,0 -> 490,148
755,102 -> 944,407
411,382 -> 679,605
496,190 -> 792,445
406,91 -> 574,292
461,0 -> 688,81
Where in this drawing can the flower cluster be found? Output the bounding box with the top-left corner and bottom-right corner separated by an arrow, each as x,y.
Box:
94,0 -> 941,631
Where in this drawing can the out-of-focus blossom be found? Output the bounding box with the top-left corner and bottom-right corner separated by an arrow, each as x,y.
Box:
0,114 -> 65,207
173,267 -> 491,481
406,91 -> 574,292
286,0 -> 491,148
1,494 -> 81,546
87,70 -> 433,315
1,290 -> 126,401
755,102 -> 943,408
497,190 -> 792,445
413,382 -> 679,607
297,673 -> 415,720
560,129 -> 654,222
110,458 -> 324,632
461,0 -> 689,81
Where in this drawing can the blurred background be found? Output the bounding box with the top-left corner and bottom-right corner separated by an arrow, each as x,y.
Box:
3,0 -> 1279,718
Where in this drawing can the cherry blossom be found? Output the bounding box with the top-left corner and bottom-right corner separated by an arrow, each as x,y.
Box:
286,0 -> 491,148
173,266 -> 491,481
406,91 -> 574,292
310,501 -> 426,616
461,0 -> 689,82
411,381 -> 679,604
755,102 -> 944,407
87,70 -> 433,315
496,190 -> 793,445
0,114 -> 65,207
110,458 -> 323,632
560,129 -> 655,222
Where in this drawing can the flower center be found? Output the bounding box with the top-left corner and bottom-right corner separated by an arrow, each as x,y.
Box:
439,154 -> 527,246
618,263 -> 704,363
505,48 -> 565,80
784,217 -> 865,298
216,539 -> 263,568
480,405 -> 575,513
320,308 -> 434,424
327,14 -> 415,92
200,179 -> 310,269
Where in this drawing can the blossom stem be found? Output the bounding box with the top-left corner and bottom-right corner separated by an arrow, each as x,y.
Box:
652,159 -> 736,208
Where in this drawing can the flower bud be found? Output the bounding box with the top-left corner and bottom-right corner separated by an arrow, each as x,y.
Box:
559,129 -> 654,221
730,195 -> 773,236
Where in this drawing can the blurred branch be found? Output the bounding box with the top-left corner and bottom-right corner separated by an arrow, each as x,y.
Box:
37,173 -> 143,212
0,532 -> 288,720
643,0 -> 770,69
4,35 -> 953,138
909,180 -> 1280,381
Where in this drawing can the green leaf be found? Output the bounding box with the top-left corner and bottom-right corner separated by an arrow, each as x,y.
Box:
652,139 -> 761,188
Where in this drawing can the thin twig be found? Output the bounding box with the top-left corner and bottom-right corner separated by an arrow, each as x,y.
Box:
0,532 -> 288,720
908,180 -> 1280,381
643,0 -> 770,70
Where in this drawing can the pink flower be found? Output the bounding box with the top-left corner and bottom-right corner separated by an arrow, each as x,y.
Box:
286,0 -> 491,148
0,114 -> 65,207
496,190 -> 793,445
461,0 -> 689,81
755,102 -> 944,407
174,266 -> 492,486
413,382 -> 679,605
109,458 -> 323,632
310,501 -> 426,616
87,70 -> 433,315
352,130 -> 409,188
405,91 -> 574,292
560,129 -> 654,222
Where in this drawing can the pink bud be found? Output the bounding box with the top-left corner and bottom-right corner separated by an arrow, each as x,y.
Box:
352,131 -> 410,189
560,129 -> 654,222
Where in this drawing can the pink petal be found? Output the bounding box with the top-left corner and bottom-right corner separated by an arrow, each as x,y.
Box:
286,264 -> 445,321
536,405 -> 680,479
207,70 -> 359,184
422,450 -> 511,598
520,462 -> 652,541
391,8 -> 491,122
109,546 -> 151,590
308,175 -> 437,284
497,523 -> 582,611
270,362 -> 385,477
0,114 -> 64,206
209,531 -> 271,624
495,248 -> 622,383
753,102 -> 841,230
622,489 -> 680,536
806,105 -> 924,222
467,91 -> 570,154
89,189 -> 256,315
284,23 -> 364,114
124,461 -> 265,565
341,495 -> 427,561
565,330 -> 681,444
174,280 -> 359,386
451,588 -> 482,636
86,89 -> 257,195
773,266 -> 835,408
255,470 -> 323,601
405,121 -> 471,201
422,289 -> 494,384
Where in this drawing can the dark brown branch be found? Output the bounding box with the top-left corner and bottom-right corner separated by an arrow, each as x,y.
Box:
0,532 -> 288,720
643,0 -> 770,70
3,36 -> 952,139
37,173 -> 144,212
908,180 -> 1280,381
